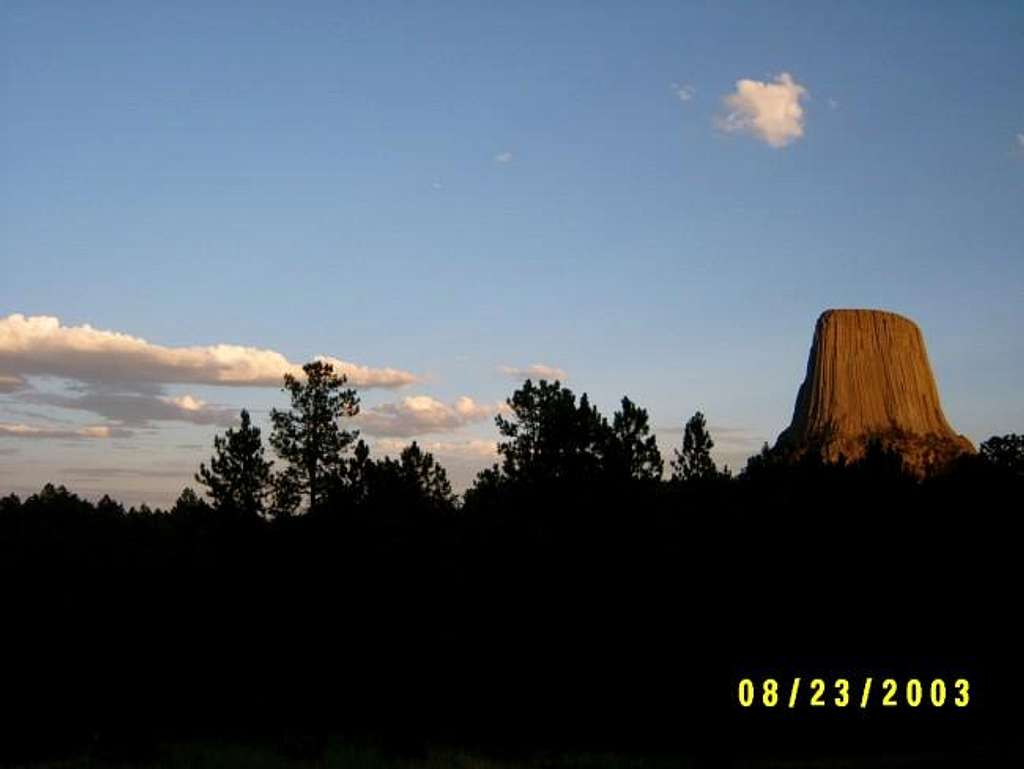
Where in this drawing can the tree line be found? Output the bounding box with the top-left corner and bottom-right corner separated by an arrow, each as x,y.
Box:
185,360 -> 736,520
175,359 -> 1021,521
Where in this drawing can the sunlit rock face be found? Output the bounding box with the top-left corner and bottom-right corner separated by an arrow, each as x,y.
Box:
775,309 -> 974,475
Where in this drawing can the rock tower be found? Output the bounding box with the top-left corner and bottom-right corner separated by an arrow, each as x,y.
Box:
775,309 -> 974,474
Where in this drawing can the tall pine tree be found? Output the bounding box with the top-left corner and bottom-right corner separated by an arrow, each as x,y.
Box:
269,360 -> 360,512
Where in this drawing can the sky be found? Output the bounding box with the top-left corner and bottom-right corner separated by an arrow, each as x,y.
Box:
2,0 -> 1022,506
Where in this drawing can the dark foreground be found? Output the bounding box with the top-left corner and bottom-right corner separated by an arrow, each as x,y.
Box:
1,453 -> 1018,767
3,739 -> 1012,769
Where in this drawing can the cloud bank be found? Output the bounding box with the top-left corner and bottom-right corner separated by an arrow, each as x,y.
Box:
27,390 -> 238,428
717,72 -> 809,148
0,314 -> 419,390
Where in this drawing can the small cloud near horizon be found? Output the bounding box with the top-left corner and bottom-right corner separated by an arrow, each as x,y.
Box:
372,437 -> 497,461
717,72 -> 809,148
499,364 -> 568,382
357,395 -> 501,437
494,151 -> 513,164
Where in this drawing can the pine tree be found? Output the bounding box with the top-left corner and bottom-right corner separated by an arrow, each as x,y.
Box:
671,411 -> 719,482
196,409 -> 273,516
608,396 -> 664,482
494,379 -> 610,484
269,360 -> 360,512
399,441 -> 455,509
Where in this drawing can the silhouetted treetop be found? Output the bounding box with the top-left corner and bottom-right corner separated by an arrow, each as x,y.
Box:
607,396 -> 664,483
196,409 -> 273,518
494,379 -> 611,485
398,441 -> 455,509
980,433 -> 1024,477
270,360 -> 360,513
671,411 -> 720,482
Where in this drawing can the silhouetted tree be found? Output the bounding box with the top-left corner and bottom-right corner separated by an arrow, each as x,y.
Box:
171,486 -> 209,516
95,493 -> 126,517
0,492 -> 19,511
269,472 -> 303,519
337,438 -> 373,507
606,396 -> 663,482
463,463 -> 503,509
348,441 -> 456,517
494,379 -> 610,484
26,483 -> 93,515
196,410 -> 273,517
270,360 -> 360,512
398,441 -> 456,509
980,433 -> 1024,477
741,442 -> 777,480
671,411 -> 719,482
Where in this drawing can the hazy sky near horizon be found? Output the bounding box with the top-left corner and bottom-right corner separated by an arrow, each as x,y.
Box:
2,1 -> 1022,505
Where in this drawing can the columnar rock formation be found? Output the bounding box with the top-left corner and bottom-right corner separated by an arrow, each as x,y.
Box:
775,309 -> 974,474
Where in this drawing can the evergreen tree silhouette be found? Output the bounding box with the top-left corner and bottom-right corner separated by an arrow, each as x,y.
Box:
607,396 -> 663,482
270,360 -> 360,512
980,433 -> 1024,477
495,378 -> 610,484
196,409 -> 273,517
671,411 -> 718,482
398,440 -> 455,509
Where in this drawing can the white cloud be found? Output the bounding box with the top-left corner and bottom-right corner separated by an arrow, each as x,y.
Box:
165,394 -> 206,412
671,82 -> 695,102
0,314 -> 419,389
499,363 -> 568,382
494,151 -> 513,164
1016,132 -> 1024,151
0,422 -> 129,439
357,395 -> 500,437
828,97 -> 839,110
717,72 -> 809,148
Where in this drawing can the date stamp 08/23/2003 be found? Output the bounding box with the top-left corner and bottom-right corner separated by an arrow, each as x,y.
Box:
737,677 -> 972,710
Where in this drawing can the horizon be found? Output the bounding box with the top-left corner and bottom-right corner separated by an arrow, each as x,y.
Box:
3,1 -> 1023,506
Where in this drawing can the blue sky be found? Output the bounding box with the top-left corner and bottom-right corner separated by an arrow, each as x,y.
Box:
2,1 -> 1022,504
